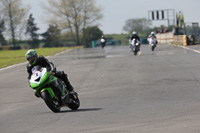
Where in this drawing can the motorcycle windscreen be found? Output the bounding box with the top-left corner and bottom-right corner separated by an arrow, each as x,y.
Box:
30,66 -> 50,89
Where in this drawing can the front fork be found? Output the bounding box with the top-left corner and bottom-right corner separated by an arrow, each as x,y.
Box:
40,87 -> 55,98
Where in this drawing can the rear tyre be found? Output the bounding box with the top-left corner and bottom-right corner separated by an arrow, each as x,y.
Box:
41,90 -> 60,113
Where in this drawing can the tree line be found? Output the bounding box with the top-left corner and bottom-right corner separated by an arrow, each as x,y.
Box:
0,0 -> 103,49
123,18 -> 173,38
0,0 -> 174,49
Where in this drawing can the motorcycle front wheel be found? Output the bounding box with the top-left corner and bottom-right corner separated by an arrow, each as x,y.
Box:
133,47 -> 138,55
68,94 -> 80,110
151,45 -> 155,51
41,90 -> 61,113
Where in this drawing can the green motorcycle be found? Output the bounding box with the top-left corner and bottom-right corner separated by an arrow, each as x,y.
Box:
29,65 -> 80,113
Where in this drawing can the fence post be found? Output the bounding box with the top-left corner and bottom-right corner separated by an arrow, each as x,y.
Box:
92,41 -> 96,48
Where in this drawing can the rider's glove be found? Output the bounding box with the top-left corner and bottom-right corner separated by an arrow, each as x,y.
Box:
51,68 -> 56,73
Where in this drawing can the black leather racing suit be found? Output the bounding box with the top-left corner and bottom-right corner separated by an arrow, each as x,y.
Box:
130,34 -> 140,41
130,34 -> 141,49
26,56 -> 74,91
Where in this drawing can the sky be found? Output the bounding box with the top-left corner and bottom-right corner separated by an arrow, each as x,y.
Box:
22,0 -> 200,34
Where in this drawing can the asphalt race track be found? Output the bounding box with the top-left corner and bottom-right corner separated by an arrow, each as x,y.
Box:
1,44 -> 200,133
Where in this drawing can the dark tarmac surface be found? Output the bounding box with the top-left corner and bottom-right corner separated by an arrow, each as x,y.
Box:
1,44 -> 200,133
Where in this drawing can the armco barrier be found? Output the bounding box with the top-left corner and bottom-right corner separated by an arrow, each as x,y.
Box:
156,32 -> 187,46
156,32 -> 174,43
2,46 -> 11,50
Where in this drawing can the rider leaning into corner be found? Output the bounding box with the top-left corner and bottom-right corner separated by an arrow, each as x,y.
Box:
148,31 -> 158,44
25,49 -> 77,97
129,31 -> 141,51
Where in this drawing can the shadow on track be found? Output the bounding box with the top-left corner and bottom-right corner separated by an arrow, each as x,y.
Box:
58,108 -> 103,113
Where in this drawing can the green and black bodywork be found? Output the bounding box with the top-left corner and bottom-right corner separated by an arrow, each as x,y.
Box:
30,66 -> 80,112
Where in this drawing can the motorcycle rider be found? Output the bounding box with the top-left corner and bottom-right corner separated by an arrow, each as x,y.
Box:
100,35 -> 106,49
129,31 -> 141,51
25,49 -> 76,97
148,32 -> 158,44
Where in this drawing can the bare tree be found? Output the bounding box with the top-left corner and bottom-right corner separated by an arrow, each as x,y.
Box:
0,0 -> 29,47
43,0 -> 103,45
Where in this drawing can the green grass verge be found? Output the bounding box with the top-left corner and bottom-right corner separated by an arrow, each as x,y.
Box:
105,34 -> 149,45
0,47 -> 82,69
105,34 -> 130,46
171,42 -> 184,46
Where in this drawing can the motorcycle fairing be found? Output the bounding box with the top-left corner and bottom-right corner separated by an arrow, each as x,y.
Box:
41,87 -> 55,98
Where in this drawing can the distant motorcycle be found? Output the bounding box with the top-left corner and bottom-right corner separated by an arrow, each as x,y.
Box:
100,38 -> 106,49
29,65 -> 80,113
130,39 -> 140,55
148,37 -> 157,51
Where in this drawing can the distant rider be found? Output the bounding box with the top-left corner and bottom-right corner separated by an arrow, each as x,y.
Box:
129,31 -> 141,51
25,49 -> 76,97
148,32 -> 158,44
100,36 -> 106,49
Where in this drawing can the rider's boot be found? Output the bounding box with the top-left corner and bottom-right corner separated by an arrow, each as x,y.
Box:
68,85 -> 77,95
62,75 -> 77,95
130,47 -> 133,52
55,71 -> 77,95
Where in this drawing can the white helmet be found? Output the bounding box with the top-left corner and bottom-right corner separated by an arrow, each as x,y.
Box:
151,32 -> 155,35
132,31 -> 137,35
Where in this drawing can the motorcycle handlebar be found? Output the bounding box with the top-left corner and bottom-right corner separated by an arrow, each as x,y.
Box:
49,72 -> 55,75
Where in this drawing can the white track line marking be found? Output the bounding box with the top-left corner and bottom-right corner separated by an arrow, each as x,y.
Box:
171,43 -> 200,54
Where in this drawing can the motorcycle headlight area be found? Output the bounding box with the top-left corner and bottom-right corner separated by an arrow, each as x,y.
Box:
31,69 -> 47,83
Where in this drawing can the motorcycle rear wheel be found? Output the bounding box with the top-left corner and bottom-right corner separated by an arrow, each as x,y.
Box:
41,90 -> 61,113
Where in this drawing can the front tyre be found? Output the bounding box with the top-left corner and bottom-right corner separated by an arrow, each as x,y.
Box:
134,46 -> 138,55
41,90 -> 60,113
151,45 -> 155,51
68,94 -> 80,110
